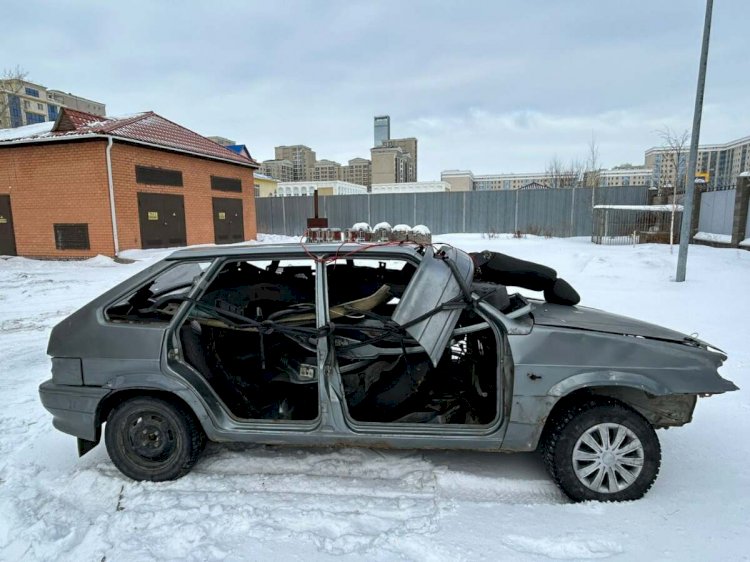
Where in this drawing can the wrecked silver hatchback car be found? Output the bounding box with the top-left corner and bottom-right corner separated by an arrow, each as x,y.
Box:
39,239 -> 737,502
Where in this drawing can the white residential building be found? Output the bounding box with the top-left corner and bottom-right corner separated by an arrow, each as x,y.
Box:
443,168 -> 655,190
275,180 -> 368,197
0,79 -> 105,129
441,170 -> 554,191
597,168 -> 653,187
371,181 -> 451,194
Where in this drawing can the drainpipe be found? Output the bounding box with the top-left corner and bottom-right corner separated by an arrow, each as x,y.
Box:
105,136 -> 119,256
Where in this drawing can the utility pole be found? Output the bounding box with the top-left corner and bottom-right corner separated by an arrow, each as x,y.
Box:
676,0 -> 713,282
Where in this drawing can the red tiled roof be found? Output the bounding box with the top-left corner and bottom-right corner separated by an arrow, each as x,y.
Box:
2,108 -> 257,168
55,108 -> 106,131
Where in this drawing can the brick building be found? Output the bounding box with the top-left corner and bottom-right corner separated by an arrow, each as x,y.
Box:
0,108 -> 258,258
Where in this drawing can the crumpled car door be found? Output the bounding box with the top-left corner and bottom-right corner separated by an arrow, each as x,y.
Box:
392,245 -> 475,366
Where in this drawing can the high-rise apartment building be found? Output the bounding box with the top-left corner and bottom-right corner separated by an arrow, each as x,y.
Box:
371,145 -> 415,184
374,115 -> 390,147
263,152 -> 373,186
381,138 -> 417,180
46,90 -> 105,116
645,135 -> 750,189
260,159 -> 295,182
341,157 -> 372,187
0,79 -> 105,129
312,159 -> 341,181
597,168 -> 653,187
274,145 -> 316,181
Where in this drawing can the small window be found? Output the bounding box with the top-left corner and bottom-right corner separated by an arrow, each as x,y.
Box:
54,224 -> 90,250
25,112 -> 46,124
106,261 -> 211,323
25,87 -> 40,98
211,175 -> 242,192
135,165 -> 183,187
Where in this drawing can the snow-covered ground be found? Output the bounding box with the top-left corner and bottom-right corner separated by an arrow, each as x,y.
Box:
0,234 -> 748,561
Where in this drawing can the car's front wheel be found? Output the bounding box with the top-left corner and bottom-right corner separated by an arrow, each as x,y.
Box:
105,397 -> 205,481
542,400 -> 661,502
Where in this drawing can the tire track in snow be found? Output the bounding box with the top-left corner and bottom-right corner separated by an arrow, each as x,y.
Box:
0,444 -> 570,560
79,446 -> 566,558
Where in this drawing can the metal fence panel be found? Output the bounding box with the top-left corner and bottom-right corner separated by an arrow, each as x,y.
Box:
464,191 -> 515,234
321,194 -> 368,229
572,188 -> 594,236
594,185 -> 649,206
698,189 -> 735,235
255,197 -> 285,234
254,186 -> 650,238
282,196 -> 315,236
516,189 -> 572,236
370,193 -> 415,227
414,192 -> 465,233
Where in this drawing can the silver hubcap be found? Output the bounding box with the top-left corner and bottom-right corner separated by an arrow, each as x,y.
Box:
572,423 -> 644,494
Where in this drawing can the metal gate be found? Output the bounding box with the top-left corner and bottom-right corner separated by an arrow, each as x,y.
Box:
137,192 -> 187,249
212,197 -> 244,244
0,195 -> 17,256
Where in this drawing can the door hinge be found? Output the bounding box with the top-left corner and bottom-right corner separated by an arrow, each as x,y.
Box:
167,348 -> 180,361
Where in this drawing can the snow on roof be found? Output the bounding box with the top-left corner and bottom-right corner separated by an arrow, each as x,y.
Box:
694,231 -> 732,244
0,108 -> 258,168
594,204 -> 684,212
0,121 -> 55,141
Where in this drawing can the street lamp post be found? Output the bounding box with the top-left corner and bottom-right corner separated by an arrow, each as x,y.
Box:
676,0 -> 714,282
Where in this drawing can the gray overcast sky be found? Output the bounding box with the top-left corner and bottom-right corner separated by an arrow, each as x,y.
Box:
5,0 -> 748,179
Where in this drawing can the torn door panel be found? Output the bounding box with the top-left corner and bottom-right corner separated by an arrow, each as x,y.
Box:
392,245 -> 474,366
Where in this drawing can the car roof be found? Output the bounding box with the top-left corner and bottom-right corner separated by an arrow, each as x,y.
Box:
165,242 -> 426,261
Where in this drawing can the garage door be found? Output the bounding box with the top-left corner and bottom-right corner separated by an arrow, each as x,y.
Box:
212,198 -> 244,244
137,193 -> 187,249
0,195 -> 17,256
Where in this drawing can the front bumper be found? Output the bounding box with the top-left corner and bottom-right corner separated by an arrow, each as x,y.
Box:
38,379 -> 110,441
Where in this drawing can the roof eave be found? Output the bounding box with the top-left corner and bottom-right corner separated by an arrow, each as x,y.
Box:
0,133 -> 102,146
111,136 -> 259,168
0,133 -> 259,168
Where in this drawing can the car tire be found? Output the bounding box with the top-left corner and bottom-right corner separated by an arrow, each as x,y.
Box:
105,396 -> 206,481
542,400 -> 661,502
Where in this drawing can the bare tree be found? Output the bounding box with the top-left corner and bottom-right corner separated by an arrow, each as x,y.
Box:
583,135 -> 601,188
657,127 -> 689,252
0,66 -> 29,128
657,127 -> 690,196
545,156 -> 583,188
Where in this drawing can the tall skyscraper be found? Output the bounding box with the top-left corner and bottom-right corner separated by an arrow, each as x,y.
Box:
374,115 -> 390,147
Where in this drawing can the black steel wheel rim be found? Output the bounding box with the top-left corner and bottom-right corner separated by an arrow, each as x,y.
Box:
124,411 -> 177,463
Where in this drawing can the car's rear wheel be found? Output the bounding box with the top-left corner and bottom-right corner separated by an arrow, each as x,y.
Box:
542,400 -> 661,502
105,397 -> 205,481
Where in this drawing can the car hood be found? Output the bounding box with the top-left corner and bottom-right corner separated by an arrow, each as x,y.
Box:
531,301 -> 701,345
